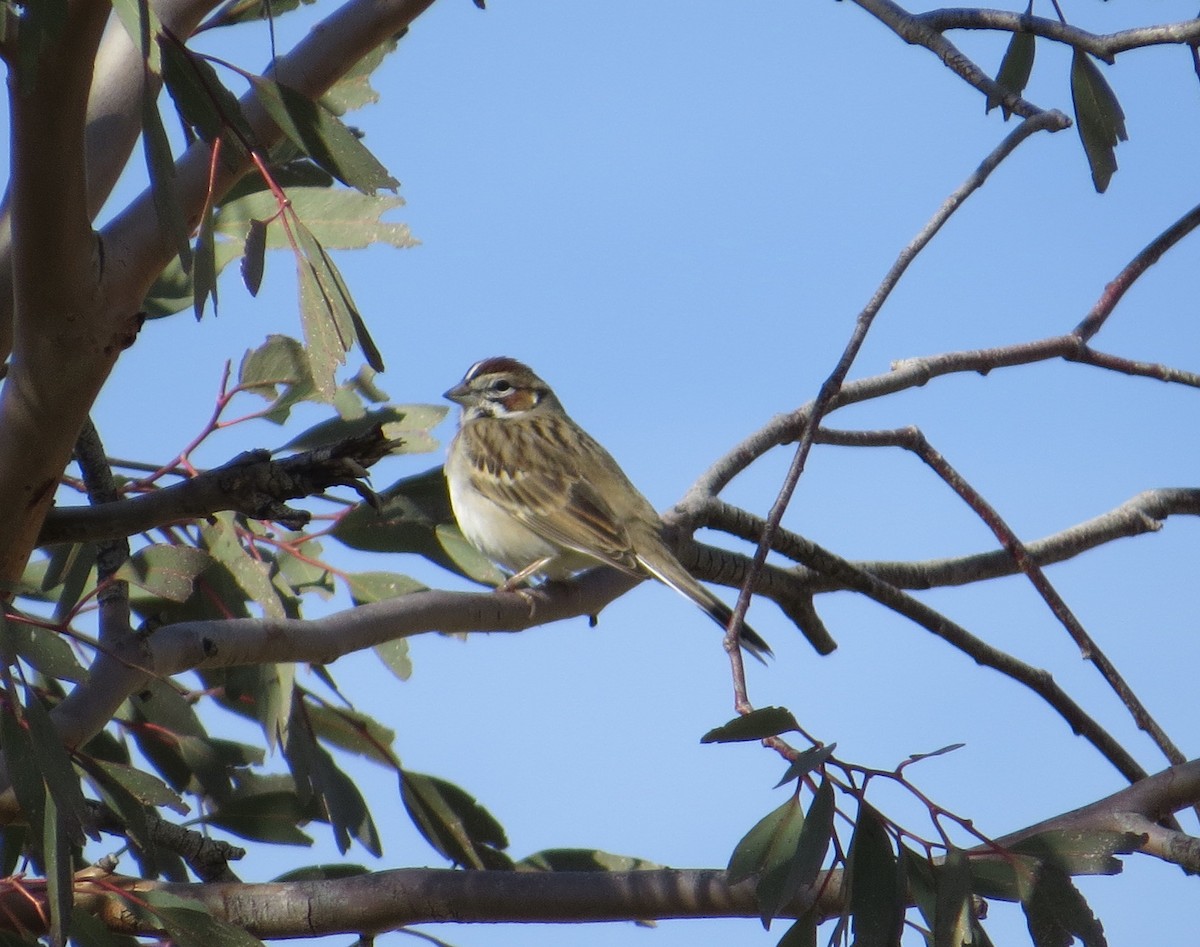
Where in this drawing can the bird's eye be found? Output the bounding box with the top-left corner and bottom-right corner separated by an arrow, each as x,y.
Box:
489,379 -> 513,394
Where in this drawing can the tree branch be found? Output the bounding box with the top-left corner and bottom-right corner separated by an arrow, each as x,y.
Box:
0,760 -> 1194,936
39,427 -> 400,545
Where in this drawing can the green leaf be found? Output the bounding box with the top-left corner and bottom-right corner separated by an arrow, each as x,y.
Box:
43,791 -> 72,947
1012,829 -> 1141,876
137,890 -> 267,947
757,779 -> 835,925
205,791 -> 314,845
726,795 -> 805,887
7,621 -> 85,682
284,723 -> 381,855
237,335 -> 320,422
777,917 -> 817,947
141,84 -> 193,271
934,848 -> 973,947
248,76 -> 398,194
84,759 -> 188,815
22,697 -> 93,844
160,37 -> 254,150
46,543 -> 98,624
320,37 -> 400,115
241,218 -> 267,296
202,514 -> 287,620
218,663 -> 295,750
400,770 -> 512,869
306,703 -> 398,767
434,523 -> 507,585
372,638 -> 413,683
1070,49 -> 1127,193
1021,864 -> 1106,947
78,759 -> 158,874
774,743 -> 836,788
701,706 -> 801,744
281,404 -> 445,452
987,3 -> 1035,118
111,0 -> 163,74
216,187 -> 414,252
0,705 -> 47,853
348,571 -> 426,606
69,906 -> 141,947
272,863 -> 368,881
847,803 -> 903,947
519,848 -> 664,872
192,199 -> 218,320
115,544 -> 212,602
200,0 -> 317,34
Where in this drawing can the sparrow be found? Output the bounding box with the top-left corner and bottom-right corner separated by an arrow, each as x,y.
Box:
443,356 -> 772,660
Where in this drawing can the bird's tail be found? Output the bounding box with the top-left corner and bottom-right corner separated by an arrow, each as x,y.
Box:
637,551 -> 773,662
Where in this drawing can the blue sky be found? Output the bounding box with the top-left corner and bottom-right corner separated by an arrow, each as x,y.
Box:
73,1 -> 1200,944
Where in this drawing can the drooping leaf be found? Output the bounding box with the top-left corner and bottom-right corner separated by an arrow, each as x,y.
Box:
756,779 -> 836,925
46,543 -> 98,624
43,791 -> 72,947
7,621 -> 85,682
241,218 -> 268,296
82,758 -> 188,815
22,697 -> 93,844
1021,864 -> 1107,947
284,722 -> 381,855
79,759 -> 158,874
205,790 -> 314,845
987,3 -> 1035,118
115,544 -> 213,602
726,795 -> 805,887
0,706 -> 47,851
306,703 -> 398,768
192,199 -> 218,320
137,890 -> 267,947
69,906 -> 141,947
934,848 -> 973,947
1070,49 -> 1127,193
111,0 -> 163,73
847,802 -> 903,947
248,75 -> 398,194
141,85 -> 193,271
201,515 -> 287,620
400,770 -> 511,869
160,37 -> 254,150
701,706 -> 801,744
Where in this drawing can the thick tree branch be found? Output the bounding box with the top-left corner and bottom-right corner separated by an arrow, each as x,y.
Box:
0,1 -> 118,585
687,336 -> 1200,503
39,427 -> 400,545
0,1 -> 222,359
0,0 -> 440,590
916,8 -> 1200,60
0,760 -> 1194,936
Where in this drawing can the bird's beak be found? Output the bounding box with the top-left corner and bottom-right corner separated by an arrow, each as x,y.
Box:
443,382 -> 470,405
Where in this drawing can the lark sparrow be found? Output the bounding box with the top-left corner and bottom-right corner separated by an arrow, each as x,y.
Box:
443,357 -> 771,659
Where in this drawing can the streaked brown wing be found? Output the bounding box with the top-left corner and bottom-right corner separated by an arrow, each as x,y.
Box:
463,415 -> 645,576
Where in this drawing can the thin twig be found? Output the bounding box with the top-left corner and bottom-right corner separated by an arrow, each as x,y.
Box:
897,427 -> 1186,770
1075,199 -> 1200,340
722,113 -> 1066,692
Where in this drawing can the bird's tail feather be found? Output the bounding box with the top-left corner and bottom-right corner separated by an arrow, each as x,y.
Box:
637,553 -> 773,661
